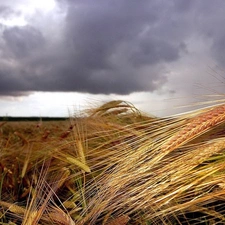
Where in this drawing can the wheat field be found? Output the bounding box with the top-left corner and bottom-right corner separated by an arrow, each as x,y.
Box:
1,100 -> 225,224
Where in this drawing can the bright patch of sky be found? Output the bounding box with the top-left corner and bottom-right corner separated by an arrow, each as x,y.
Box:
0,0 -> 57,27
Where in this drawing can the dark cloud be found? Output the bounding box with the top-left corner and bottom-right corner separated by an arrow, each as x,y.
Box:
0,69 -> 30,96
212,34 -> 225,66
129,37 -> 183,67
173,0 -> 194,12
3,26 -> 45,58
1,0 -> 225,97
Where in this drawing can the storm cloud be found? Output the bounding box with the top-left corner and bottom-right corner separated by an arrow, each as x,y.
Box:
1,0 -> 225,97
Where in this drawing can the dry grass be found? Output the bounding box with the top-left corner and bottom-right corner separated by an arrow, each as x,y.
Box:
1,100 -> 225,224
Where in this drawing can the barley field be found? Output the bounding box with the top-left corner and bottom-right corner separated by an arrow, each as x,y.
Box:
1,100 -> 225,224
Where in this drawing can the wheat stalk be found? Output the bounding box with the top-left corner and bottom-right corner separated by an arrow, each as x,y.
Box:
105,214 -> 130,225
0,200 -> 25,214
47,206 -> 76,225
162,104 -> 225,153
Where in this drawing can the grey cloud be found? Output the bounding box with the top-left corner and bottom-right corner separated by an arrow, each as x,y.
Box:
1,0 -> 225,97
0,5 -> 16,19
129,37 -> 183,67
212,34 -> 225,66
173,0 -> 194,12
49,0 -> 184,93
197,1 -> 225,67
64,1 -> 157,69
0,69 -> 29,96
0,6 -> 11,18
3,26 -> 45,58
182,0 -> 225,68
0,4 -> 24,28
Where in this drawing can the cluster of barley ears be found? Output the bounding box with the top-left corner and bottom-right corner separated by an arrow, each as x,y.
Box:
1,100 -> 225,224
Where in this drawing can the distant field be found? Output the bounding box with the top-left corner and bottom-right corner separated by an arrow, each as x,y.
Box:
0,116 -> 68,122
1,100 -> 225,224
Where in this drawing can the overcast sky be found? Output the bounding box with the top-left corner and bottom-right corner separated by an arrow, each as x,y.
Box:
1,0 -> 225,117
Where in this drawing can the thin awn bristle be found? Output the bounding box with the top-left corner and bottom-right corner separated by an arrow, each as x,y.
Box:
161,137 -> 225,182
83,104 -> 225,224
2,100 -> 225,224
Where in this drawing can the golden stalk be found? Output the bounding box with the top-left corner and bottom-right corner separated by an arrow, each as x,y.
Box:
162,104 -> 225,153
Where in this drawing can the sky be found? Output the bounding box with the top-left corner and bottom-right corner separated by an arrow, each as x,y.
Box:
1,0 -> 225,117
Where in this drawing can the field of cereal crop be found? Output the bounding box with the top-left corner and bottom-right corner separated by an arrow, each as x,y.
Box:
1,100 -> 225,224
